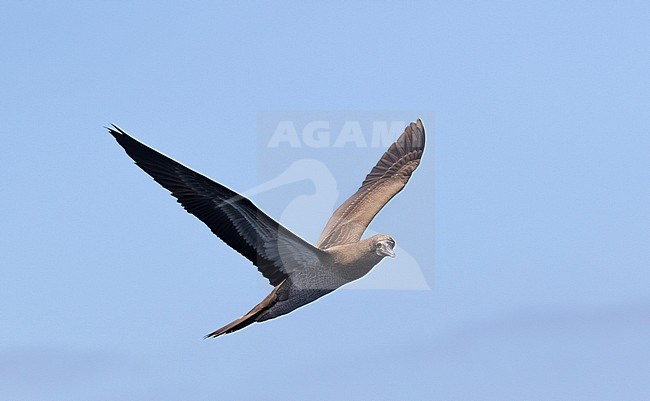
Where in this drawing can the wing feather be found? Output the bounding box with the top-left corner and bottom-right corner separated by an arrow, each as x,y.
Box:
316,120 -> 425,248
109,125 -> 324,286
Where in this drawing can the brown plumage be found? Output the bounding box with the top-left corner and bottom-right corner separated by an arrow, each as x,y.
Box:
109,119 -> 425,338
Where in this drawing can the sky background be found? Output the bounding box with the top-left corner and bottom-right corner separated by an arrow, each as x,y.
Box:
1,1 -> 649,400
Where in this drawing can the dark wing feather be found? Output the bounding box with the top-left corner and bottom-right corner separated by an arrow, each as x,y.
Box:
109,125 -> 324,286
316,119 -> 425,249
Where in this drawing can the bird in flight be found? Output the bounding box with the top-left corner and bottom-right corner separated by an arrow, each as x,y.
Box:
109,119 -> 425,338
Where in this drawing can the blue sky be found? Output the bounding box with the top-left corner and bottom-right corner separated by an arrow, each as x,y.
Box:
1,1 -> 649,400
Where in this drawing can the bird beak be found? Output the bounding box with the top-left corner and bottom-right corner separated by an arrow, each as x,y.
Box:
381,246 -> 395,258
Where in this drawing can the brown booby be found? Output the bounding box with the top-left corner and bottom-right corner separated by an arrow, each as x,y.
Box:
109,119 -> 425,337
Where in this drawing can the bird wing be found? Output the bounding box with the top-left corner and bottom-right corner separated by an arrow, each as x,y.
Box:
316,119 -> 425,249
109,125 -> 325,287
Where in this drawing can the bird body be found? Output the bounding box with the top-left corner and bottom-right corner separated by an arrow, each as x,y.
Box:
205,234 -> 391,337
110,120 -> 425,338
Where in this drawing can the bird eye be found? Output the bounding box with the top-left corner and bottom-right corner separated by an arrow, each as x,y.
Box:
376,243 -> 382,248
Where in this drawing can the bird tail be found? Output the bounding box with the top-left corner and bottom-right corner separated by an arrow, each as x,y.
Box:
204,284 -> 280,339
204,311 -> 259,339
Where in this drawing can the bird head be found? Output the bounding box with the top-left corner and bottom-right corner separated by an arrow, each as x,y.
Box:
372,235 -> 396,258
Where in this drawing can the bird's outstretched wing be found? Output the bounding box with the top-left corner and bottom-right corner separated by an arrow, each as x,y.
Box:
316,119 -> 425,249
109,125 -> 325,286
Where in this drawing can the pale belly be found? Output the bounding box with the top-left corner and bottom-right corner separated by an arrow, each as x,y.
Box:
255,267 -> 368,322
